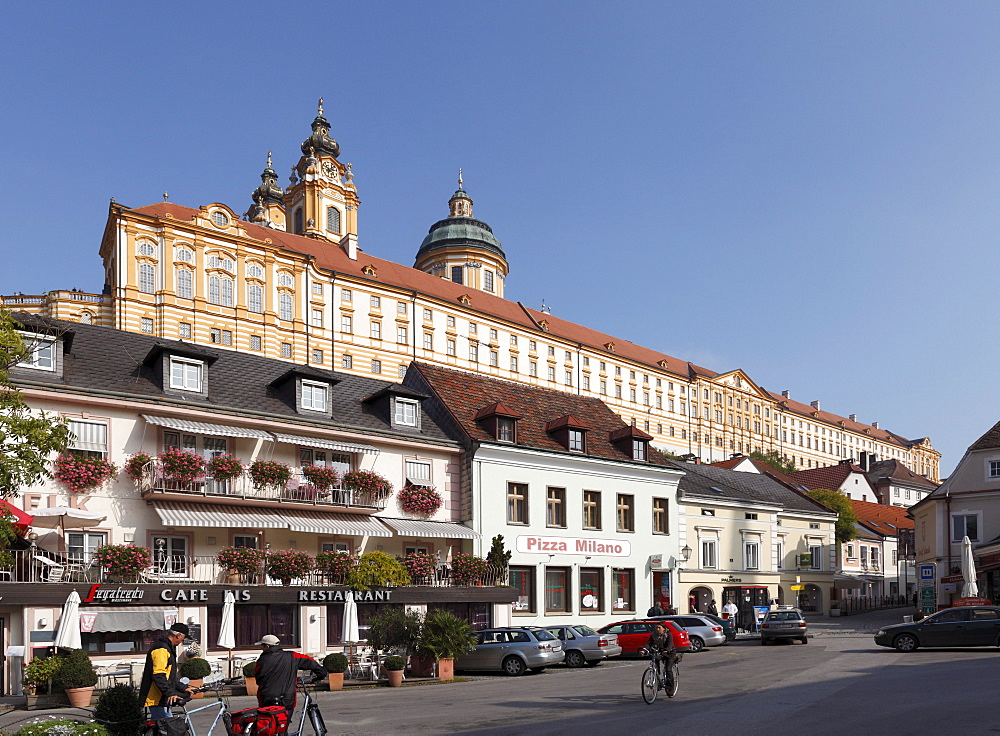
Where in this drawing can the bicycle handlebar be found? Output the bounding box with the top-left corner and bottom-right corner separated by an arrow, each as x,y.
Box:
175,676 -> 243,705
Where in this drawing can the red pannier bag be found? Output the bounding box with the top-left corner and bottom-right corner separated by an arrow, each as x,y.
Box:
230,707 -> 289,736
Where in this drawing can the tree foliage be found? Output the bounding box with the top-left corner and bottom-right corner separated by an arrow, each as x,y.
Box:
0,311 -> 70,498
750,450 -> 798,474
807,488 -> 859,544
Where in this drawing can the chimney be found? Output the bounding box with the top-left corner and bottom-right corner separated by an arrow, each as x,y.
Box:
810,400 -> 821,411
782,390 -> 790,399
849,414 -> 857,423
872,421 -> 879,429
859,451 -> 869,471
340,233 -> 358,260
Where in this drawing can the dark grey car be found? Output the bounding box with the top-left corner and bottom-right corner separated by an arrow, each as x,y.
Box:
760,608 -> 808,645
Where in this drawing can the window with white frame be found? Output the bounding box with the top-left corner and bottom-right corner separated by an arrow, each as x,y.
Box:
371,321 -> 381,340
67,419 -> 108,459
312,309 -> 323,328
169,357 -> 203,392
179,323 -> 192,339
341,315 -> 352,333
404,459 -> 431,484
809,544 -> 822,570
423,333 -> 432,350
177,269 -> 193,299
744,539 -> 760,570
67,531 -> 106,563
248,283 -> 263,313
989,461 -> 1000,478
395,399 -> 418,426
700,538 -> 718,569
139,263 -> 156,294
952,513 -> 980,542
279,293 -> 294,321
301,381 -> 328,411
775,538 -> 785,569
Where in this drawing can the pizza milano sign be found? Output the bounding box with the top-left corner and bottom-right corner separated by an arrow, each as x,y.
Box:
516,535 -> 631,557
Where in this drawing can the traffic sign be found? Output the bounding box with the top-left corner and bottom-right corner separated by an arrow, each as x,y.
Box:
919,564 -> 936,580
790,585 -> 804,591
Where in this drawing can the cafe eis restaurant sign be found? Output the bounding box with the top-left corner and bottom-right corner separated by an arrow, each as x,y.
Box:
516,535 -> 631,557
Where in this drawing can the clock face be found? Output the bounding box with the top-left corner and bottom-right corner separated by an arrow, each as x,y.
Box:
322,161 -> 337,178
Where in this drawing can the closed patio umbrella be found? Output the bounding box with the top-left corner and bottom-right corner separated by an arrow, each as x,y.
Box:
54,590 -> 82,650
961,535 -> 978,598
342,592 -> 360,644
217,591 -> 236,676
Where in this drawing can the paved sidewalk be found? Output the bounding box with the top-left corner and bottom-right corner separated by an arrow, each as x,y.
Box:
733,606 -> 918,640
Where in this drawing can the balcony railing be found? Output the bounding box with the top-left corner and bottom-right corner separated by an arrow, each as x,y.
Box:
0,549 -> 509,588
139,466 -> 387,511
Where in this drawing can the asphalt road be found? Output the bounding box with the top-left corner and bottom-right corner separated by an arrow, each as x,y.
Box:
4,612 -> 998,736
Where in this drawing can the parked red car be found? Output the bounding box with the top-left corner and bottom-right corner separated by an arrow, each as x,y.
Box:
596,619 -> 691,655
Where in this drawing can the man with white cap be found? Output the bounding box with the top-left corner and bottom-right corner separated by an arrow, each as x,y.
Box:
252,634 -> 326,713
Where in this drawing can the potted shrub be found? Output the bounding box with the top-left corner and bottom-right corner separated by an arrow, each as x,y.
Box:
415,609 -> 475,680
93,544 -> 151,582
315,551 -> 355,584
95,682 -> 145,736
265,549 -> 314,585
124,452 -> 154,482
53,454 -> 117,494
302,464 -> 340,492
381,655 -> 406,687
397,485 -> 442,516
242,661 -> 258,696
53,648 -> 99,707
366,608 -> 422,655
217,546 -> 265,584
341,470 -> 393,505
322,653 -> 348,691
346,551 -> 410,591
22,654 -> 64,696
249,460 -> 292,491
401,552 -> 436,584
158,447 -> 205,485
451,553 -> 489,586
207,454 -> 243,482
830,600 -> 841,617
179,656 -> 212,698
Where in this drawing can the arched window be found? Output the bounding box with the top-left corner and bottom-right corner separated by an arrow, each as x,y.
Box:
139,264 -> 156,293
137,242 -> 156,256
294,208 -> 304,234
79,312 -> 92,324
175,248 -> 193,263
247,263 -> 264,279
280,293 -> 294,321
177,269 -> 193,299
278,272 -> 294,287
248,283 -> 263,313
326,207 -> 341,234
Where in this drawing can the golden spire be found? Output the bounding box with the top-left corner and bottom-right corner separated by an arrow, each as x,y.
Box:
318,97 -> 324,116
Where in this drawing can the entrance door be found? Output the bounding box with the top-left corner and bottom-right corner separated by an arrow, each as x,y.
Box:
652,571 -> 671,612
723,586 -> 769,632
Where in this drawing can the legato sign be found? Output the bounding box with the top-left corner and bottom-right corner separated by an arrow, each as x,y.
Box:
516,535 -> 631,557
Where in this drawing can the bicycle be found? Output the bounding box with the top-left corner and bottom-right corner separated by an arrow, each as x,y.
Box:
639,649 -> 680,704
232,676 -> 327,736
145,673 -> 243,736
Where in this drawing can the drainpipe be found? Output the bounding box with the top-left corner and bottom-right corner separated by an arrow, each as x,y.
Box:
945,490 -> 953,597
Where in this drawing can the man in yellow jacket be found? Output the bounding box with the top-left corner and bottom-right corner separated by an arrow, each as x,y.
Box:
139,623 -> 194,722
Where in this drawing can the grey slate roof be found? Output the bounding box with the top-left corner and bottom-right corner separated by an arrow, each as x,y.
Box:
8,314 -> 454,445
665,460 -> 836,515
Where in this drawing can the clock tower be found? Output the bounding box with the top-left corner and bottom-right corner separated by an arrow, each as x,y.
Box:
281,99 -> 360,259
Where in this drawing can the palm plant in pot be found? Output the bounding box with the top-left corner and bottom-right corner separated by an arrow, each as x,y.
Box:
415,609 -> 475,680
322,653 -> 348,691
381,655 -> 406,687
52,648 -> 99,707
178,656 -> 212,698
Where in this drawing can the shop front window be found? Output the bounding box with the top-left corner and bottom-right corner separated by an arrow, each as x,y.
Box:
208,604 -> 299,649
580,567 -> 603,612
612,568 -> 635,611
511,566 -> 535,613
545,567 -> 571,612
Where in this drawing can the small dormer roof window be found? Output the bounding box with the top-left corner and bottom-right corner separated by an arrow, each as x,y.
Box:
475,402 -> 521,443
395,398 -> 418,427
545,414 -> 591,453
301,380 -> 328,412
169,356 -> 203,392
16,333 -> 56,371
609,424 -> 653,461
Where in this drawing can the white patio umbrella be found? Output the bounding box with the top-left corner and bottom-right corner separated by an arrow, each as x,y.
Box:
961,535 -> 979,598
217,591 -> 237,676
30,507 -> 107,551
342,592 -> 360,643
53,590 -> 82,650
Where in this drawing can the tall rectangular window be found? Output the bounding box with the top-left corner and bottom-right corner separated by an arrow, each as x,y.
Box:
446,339 -> 456,356
568,429 -> 584,452
701,539 -> 718,569
511,566 -> 535,613
423,333 -> 433,350
221,278 -> 234,307
469,345 -> 479,362
545,567 -> 570,613
616,494 -> 634,532
397,326 -> 408,344
776,540 -> 784,570
546,487 -> 566,528
248,283 -> 262,312
583,491 -> 601,530
744,540 -> 760,570
579,568 -> 603,612
809,545 -> 822,570
341,289 -> 352,302
177,269 -> 193,299
370,295 -> 381,308
507,483 -> 528,524
139,264 -> 156,294
510,356 -> 518,372
451,266 -> 463,284
311,309 -> 323,328
141,318 -> 153,334
281,343 -> 292,358
652,499 -> 668,534
497,417 -> 516,443
371,321 -> 381,339
484,270 -> 494,291
341,315 -> 352,333
611,568 -> 634,611
279,293 -> 293,321
423,308 -> 433,321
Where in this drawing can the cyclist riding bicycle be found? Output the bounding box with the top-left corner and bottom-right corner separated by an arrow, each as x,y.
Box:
640,622 -> 677,681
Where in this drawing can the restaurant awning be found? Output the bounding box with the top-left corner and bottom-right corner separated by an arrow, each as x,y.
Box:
152,502 -> 286,529
0,499 -> 33,532
142,415 -> 272,440
379,518 -> 480,540
271,432 -> 378,455
281,511 -> 392,537
80,607 -> 178,633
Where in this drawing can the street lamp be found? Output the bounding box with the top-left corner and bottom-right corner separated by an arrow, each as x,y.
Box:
680,545 -> 692,566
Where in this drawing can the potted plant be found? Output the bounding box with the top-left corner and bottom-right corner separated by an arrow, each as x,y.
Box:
242,661 -> 258,696
346,551 -> 410,591
265,549 -> 314,585
53,648 -> 99,707
158,447 -> 205,485
397,485 -> 443,516
249,460 -> 292,491
94,682 -> 145,736
53,454 -> 117,494
217,546 -> 265,583
401,552 -> 436,584
830,600 -> 841,617
124,452 -> 154,482
302,464 -> 340,492
322,653 -> 348,691
22,654 -> 63,696
179,656 -> 212,698
315,551 -> 355,584
93,544 -> 151,582
451,553 -> 489,586
207,454 -> 243,482
341,470 -> 393,505
381,655 -> 406,687
415,609 -> 475,680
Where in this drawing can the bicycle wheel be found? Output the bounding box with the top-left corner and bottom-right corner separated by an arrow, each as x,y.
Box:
641,666 -> 659,704
665,662 -> 680,698
222,710 -> 235,736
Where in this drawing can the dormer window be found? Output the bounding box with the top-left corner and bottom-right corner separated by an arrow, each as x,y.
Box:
475,402 -> 522,443
546,414 -> 591,453
169,357 -> 203,392
609,424 -> 653,461
569,429 -> 585,452
395,399 -> 418,427
17,335 -> 56,371
301,380 -> 328,412
633,439 -> 647,461
497,417 -> 516,443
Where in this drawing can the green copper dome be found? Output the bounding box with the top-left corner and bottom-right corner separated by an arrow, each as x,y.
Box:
416,216 -> 505,261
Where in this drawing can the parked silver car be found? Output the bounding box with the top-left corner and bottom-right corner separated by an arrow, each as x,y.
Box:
541,624 -> 623,667
456,627 -> 564,675
760,608 -> 808,645
652,615 -> 728,651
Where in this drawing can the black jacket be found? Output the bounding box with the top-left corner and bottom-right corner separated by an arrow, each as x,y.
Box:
644,631 -> 676,656
138,634 -> 182,707
254,646 -> 325,708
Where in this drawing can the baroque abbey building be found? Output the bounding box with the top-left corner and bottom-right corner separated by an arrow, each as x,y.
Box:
4,103 -> 940,481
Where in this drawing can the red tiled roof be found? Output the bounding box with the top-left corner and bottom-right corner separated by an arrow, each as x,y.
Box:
866,459 -> 937,490
849,498 -> 913,536
788,463 -> 873,493
473,402 -> 521,420
410,362 -> 665,464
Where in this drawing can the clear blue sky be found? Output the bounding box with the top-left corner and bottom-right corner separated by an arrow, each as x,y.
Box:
3,2 -> 998,474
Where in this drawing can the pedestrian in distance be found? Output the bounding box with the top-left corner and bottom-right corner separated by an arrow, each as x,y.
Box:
138,622 -> 195,730
647,603 -> 665,617
689,594 -> 698,613
722,600 -> 739,630
706,599 -> 719,616
253,634 -> 327,714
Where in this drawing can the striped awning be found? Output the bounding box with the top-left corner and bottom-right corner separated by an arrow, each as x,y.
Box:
152,502 -> 286,529
271,432 -> 378,455
282,511 -> 392,537
142,415 -> 272,440
379,518 -> 480,540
